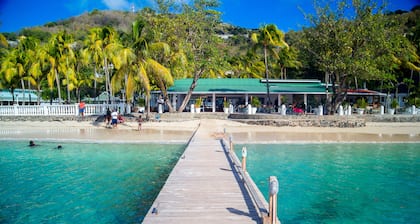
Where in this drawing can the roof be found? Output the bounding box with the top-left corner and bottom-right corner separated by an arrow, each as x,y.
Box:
83,92 -> 121,102
0,89 -> 39,102
346,89 -> 387,96
168,78 -> 327,94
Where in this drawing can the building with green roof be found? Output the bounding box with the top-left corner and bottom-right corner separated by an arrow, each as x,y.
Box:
164,78 -> 328,113
0,89 -> 39,105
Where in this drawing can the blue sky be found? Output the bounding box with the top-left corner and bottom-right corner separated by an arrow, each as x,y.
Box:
0,0 -> 418,33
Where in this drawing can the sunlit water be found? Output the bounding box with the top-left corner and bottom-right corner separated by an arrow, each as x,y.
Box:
0,140 -> 185,223
236,143 -> 420,223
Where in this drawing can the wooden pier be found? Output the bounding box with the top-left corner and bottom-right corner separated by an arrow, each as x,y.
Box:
142,120 -> 266,224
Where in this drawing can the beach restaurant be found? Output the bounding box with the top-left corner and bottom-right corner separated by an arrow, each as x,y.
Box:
164,78 -> 325,113
159,78 -> 387,114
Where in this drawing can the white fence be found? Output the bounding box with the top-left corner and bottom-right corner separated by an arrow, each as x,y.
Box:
0,103 -> 125,116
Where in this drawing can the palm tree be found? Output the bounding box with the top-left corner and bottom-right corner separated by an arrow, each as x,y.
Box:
111,46 -> 137,108
29,43 -> 50,104
251,24 -> 289,105
131,19 -> 174,114
230,51 -> 265,78
82,27 -> 107,101
47,31 -> 76,104
146,42 -> 175,111
0,49 -> 21,104
276,46 -> 301,79
7,36 -> 39,105
0,34 -> 8,59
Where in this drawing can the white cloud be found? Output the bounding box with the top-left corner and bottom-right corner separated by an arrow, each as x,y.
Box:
102,0 -> 130,10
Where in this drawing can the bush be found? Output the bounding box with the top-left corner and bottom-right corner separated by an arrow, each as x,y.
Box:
391,98 -> 399,109
251,97 -> 261,107
356,98 -> 367,109
223,100 -> 229,108
195,97 -> 202,107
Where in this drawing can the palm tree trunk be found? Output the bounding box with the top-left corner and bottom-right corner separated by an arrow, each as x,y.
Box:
94,68 -> 97,103
37,85 -> 41,105
104,58 -> 110,104
11,88 -> 15,105
55,69 -> 62,104
20,79 -> 26,105
66,58 -> 70,103
264,46 -> 271,106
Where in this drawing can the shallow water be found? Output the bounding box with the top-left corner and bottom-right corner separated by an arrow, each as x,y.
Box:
0,140 -> 185,223
236,143 -> 420,223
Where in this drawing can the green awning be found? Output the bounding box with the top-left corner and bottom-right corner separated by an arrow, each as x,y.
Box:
0,89 -> 39,102
168,78 -> 327,94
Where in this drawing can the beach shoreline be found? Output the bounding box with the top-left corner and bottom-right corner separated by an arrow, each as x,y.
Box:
1,119 -> 419,143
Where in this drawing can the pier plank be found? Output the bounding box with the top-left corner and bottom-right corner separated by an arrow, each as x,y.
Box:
143,121 -> 260,224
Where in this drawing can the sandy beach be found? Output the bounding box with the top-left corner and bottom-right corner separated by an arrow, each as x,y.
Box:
1,119 -> 420,143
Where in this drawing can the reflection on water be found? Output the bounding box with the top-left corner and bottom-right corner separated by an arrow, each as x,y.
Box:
0,141 -> 186,223
232,131 -> 420,142
0,127 -> 194,143
236,143 -> 420,223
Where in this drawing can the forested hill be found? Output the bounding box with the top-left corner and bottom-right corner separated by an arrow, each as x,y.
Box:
1,9 -> 251,43
0,3 -> 419,110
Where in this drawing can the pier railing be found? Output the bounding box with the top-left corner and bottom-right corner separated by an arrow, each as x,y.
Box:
221,136 -> 281,224
0,103 -> 125,116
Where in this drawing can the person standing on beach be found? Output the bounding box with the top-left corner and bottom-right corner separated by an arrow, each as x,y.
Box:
111,110 -> 119,128
79,101 -> 86,117
137,115 -> 143,131
105,108 -> 112,127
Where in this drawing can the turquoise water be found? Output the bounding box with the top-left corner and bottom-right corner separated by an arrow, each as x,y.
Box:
0,140 -> 185,223
236,143 -> 420,223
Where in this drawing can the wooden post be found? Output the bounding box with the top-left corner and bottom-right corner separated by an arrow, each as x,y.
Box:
241,146 -> 247,172
229,135 -> 233,153
269,176 -> 279,224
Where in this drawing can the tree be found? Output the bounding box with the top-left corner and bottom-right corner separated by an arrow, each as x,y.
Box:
251,24 -> 289,105
0,35 -> 39,105
29,43 -> 50,104
0,49 -> 21,104
111,45 -> 137,107
82,27 -> 106,101
130,19 -> 166,115
82,27 -> 120,104
300,0 -> 420,114
46,31 -> 77,104
228,51 -> 265,78
275,46 -> 301,79
174,0 -> 224,112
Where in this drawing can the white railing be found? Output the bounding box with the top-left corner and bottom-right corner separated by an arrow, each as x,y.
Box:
0,103 -> 125,116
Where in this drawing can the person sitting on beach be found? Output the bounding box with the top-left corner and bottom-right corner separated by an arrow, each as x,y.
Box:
117,114 -> 125,124
137,115 -> 143,131
111,110 -> 119,128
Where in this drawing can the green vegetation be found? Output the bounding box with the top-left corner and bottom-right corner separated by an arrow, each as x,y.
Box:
194,97 -> 203,108
223,99 -> 229,108
1,0 -> 419,115
391,98 -> 399,109
251,97 -> 261,107
356,98 -> 368,109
